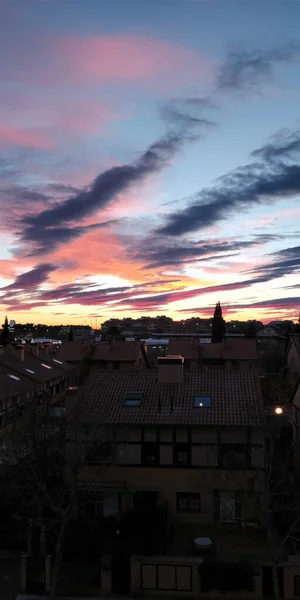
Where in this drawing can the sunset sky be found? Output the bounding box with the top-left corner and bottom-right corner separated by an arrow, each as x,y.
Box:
0,0 -> 300,326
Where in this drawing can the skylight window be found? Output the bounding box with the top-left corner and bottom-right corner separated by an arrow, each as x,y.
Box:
41,363 -> 52,369
24,368 -> 35,374
8,374 -> 20,381
53,359 -> 63,365
193,396 -> 212,408
124,392 -> 143,407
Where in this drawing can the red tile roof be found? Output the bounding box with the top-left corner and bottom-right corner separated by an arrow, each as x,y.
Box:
89,341 -> 146,363
168,338 -> 200,360
55,340 -> 91,362
82,369 -> 263,427
222,338 -> 258,360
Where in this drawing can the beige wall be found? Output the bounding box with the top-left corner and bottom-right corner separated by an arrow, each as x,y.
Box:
78,463 -> 261,524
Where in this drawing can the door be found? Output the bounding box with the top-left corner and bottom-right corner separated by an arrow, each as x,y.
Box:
133,491 -> 158,511
102,493 -> 119,517
219,491 -> 236,523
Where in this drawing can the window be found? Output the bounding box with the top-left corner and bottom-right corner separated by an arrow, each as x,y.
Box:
8,374 -> 20,381
53,359 -> 63,364
177,492 -> 201,513
221,444 -> 250,469
143,441 -> 159,465
124,392 -> 143,407
41,363 -> 52,369
24,368 -> 35,374
294,575 -> 300,596
174,442 -> 190,465
193,396 -> 212,408
113,361 -> 120,370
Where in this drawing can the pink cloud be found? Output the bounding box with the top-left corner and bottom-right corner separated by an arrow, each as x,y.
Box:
57,35 -> 211,85
0,126 -> 54,149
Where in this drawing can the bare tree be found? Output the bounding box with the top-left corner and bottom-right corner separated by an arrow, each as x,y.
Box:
0,387 -> 114,599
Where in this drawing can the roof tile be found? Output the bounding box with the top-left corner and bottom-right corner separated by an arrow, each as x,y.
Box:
82,369 -> 263,427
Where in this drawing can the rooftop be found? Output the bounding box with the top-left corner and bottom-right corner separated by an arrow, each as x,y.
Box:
82,369 -> 263,427
0,349 -> 63,383
0,365 -> 38,402
90,340 -> 147,363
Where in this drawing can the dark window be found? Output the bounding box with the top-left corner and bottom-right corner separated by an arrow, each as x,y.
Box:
143,442 -> 159,465
232,360 -> 238,369
174,442 -> 190,465
193,395 -> 212,408
221,444 -> 250,469
177,492 -> 201,513
295,575 -> 300,596
113,361 -> 120,370
124,392 -> 143,407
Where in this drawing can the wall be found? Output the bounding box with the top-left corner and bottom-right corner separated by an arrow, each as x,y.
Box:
283,559 -> 300,599
130,555 -> 262,598
287,341 -> 300,387
78,462 -> 261,525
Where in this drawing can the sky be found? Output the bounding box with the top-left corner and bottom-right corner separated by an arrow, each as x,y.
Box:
0,0 -> 300,326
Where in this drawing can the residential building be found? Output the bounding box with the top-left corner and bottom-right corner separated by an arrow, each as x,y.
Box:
287,336 -> 300,388
78,356 -> 265,529
0,345 -> 76,433
167,337 -> 258,370
256,326 -> 287,358
56,339 -> 149,372
88,341 -> 149,370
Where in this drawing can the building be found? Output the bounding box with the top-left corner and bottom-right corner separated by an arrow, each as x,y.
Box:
78,356 -> 265,528
56,339 -> 149,373
88,341 -> 149,370
256,326 -> 287,358
167,338 -> 258,370
286,336 -> 300,388
0,345 -> 76,434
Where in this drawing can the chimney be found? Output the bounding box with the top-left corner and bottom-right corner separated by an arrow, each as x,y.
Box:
20,347 -> 25,362
0,345 -> 4,355
35,345 -> 39,357
158,355 -> 184,384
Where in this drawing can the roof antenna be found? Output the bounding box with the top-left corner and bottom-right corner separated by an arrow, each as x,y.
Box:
170,395 -> 174,412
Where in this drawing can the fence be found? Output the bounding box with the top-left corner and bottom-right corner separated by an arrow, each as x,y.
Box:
130,555 -> 263,598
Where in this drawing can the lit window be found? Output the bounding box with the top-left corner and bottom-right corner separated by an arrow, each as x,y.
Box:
41,363 -> 52,369
53,359 -> 63,365
193,396 -> 212,408
24,368 -> 35,374
124,392 -> 143,407
8,374 -> 20,381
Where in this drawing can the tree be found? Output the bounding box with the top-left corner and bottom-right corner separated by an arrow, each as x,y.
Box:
0,388 -> 113,599
295,313 -> 300,335
211,302 -> 225,343
0,315 -> 10,346
68,327 -> 74,342
107,325 -> 120,338
245,321 -> 257,338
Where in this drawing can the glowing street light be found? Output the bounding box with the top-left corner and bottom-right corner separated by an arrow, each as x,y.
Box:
274,407 -> 283,415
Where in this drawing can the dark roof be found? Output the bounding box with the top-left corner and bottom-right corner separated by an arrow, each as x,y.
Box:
56,340 -> 91,362
168,339 -> 199,360
0,365 -> 38,401
222,338 -> 258,360
90,341 -> 147,363
24,346 -> 75,372
82,369 -> 263,427
0,350 -> 63,383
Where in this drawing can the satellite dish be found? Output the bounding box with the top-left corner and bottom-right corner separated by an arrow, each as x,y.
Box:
9,320 -> 15,328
